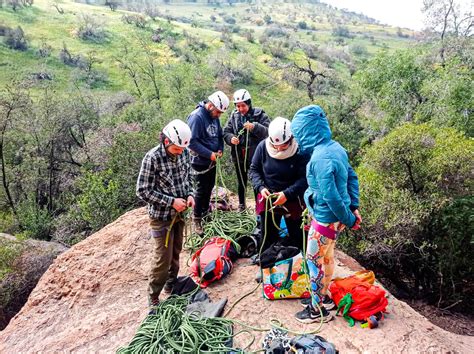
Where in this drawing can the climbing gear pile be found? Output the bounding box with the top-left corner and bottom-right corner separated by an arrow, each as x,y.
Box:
117,292 -> 249,353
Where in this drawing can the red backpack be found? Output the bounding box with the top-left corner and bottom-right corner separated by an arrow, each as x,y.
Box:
190,237 -> 237,288
329,272 -> 388,327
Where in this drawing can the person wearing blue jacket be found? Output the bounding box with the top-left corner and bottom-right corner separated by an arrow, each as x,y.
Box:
291,105 -> 361,324
249,117 -> 309,252
187,91 -> 230,234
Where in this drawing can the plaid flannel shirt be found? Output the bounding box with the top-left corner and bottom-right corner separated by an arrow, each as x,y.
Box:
136,144 -> 193,221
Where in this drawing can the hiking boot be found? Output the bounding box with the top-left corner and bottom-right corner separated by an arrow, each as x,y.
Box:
193,217 -> 203,235
322,294 -> 337,311
295,305 -> 333,324
148,296 -> 160,308
148,297 -> 160,315
163,281 -> 174,294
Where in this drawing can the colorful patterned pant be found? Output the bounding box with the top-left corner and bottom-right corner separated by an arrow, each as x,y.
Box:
306,220 -> 340,307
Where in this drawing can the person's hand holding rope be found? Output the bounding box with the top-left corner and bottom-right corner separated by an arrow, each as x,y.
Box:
272,192 -> 287,206
172,198 -> 187,212
210,150 -> 223,161
260,188 -> 271,199
243,121 -> 254,131
231,136 -> 239,145
186,195 -> 195,208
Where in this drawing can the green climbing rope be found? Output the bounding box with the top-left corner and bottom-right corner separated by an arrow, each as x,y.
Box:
116,292 -> 253,353
184,209 -> 257,254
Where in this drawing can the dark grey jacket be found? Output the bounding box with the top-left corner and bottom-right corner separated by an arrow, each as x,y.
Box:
223,108 -> 270,165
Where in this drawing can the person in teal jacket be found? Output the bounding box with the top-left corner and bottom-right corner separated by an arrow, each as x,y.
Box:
291,105 -> 361,324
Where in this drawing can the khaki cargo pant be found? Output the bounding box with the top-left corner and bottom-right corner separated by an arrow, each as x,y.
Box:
148,218 -> 184,301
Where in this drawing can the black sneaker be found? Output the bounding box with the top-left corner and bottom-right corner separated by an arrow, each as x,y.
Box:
300,297 -> 311,308
322,294 -> 337,311
295,305 -> 333,324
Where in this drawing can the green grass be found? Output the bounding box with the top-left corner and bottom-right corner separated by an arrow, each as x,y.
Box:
0,0 -> 417,97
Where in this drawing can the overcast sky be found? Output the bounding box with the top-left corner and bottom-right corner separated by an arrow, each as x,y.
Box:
321,0 -> 472,31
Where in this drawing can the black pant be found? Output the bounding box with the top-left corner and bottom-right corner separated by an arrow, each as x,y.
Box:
235,162 -> 256,207
260,212 -> 306,252
192,165 -> 217,218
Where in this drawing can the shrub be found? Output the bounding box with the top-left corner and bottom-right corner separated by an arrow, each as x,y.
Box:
349,44 -> 368,56
0,237 -> 24,281
76,14 -> 106,43
59,43 -> 80,66
342,124 -> 474,308
76,169 -> 122,232
298,21 -> 307,30
16,200 -> 53,240
4,26 -> 27,51
0,24 -> 11,36
36,42 -> 52,58
332,25 -> 352,38
243,29 -> 255,43
223,15 -> 236,24
263,25 -> 287,38
121,14 -> 147,28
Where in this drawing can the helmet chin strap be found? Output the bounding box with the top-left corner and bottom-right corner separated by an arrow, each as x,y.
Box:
162,134 -> 178,160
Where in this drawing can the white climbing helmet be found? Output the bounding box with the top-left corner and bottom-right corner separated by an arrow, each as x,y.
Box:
162,119 -> 192,148
233,89 -> 251,103
208,91 -> 230,112
268,117 -> 292,146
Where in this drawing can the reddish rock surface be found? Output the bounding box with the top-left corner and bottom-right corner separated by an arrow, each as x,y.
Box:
1,208 -> 472,352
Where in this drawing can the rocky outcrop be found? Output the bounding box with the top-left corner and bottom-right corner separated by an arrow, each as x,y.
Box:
0,208 -> 472,352
0,233 -> 67,330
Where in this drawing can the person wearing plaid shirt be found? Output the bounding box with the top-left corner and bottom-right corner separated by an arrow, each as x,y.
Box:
136,119 -> 194,307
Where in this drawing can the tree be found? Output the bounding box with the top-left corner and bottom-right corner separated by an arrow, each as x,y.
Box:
356,49 -> 429,131
0,86 -> 30,216
357,47 -> 473,136
105,0 -> 118,12
51,0 -> 64,14
422,0 -> 473,64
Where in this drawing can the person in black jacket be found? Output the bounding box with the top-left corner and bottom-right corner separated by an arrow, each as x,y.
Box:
249,117 -> 309,252
187,91 -> 230,234
223,89 -> 270,211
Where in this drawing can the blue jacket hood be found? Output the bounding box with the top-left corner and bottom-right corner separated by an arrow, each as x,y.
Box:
291,105 -> 332,155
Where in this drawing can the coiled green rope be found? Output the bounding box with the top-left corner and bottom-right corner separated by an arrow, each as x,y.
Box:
117,292 -> 252,353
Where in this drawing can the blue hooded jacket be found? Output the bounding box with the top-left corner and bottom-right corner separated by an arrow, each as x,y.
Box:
291,105 -> 359,227
187,101 -> 224,166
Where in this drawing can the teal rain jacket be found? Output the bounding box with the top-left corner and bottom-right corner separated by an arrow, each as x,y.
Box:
291,105 -> 359,227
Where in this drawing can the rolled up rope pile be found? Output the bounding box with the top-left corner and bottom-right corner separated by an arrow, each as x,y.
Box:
184,209 -> 257,254
117,293 -> 253,354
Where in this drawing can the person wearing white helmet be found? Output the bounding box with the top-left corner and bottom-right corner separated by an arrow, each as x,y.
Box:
249,117 -> 309,252
136,119 -> 195,308
223,89 -> 270,211
187,91 -> 229,233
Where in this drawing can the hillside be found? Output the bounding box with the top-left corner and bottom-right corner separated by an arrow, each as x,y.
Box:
0,0 -> 415,98
1,207 -> 473,352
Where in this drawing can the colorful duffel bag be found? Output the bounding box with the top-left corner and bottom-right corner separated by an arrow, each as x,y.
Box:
262,252 -> 310,300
